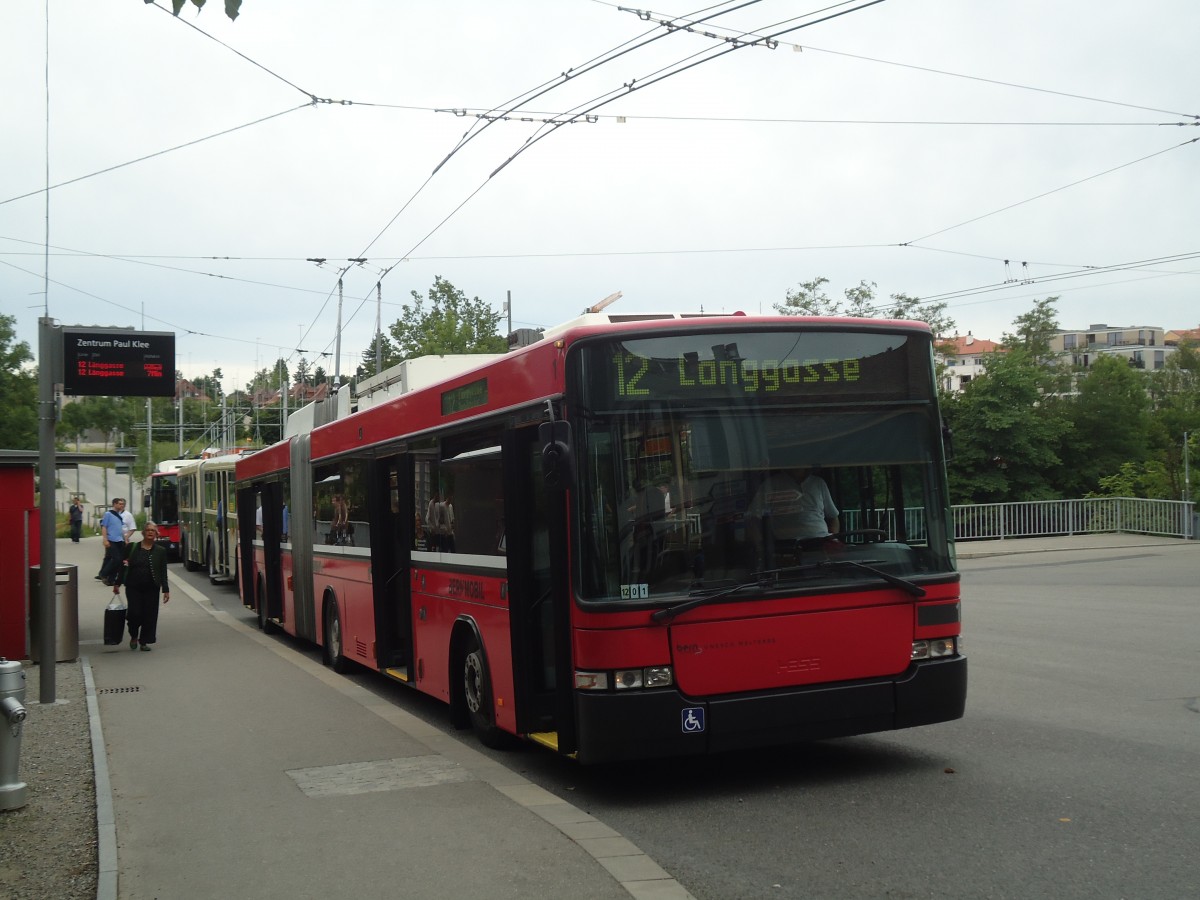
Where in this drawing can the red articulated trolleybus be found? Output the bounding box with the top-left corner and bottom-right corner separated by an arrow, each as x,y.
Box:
235,313 -> 966,763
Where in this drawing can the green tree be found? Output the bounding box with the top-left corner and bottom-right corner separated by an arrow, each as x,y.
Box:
1058,355 -> 1150,495
58,399 -> 91,449
1002,296 -> 1061,366
942,347 -> 1068,503
388,276 -> 506,359
0,314 -> 36,449
245,359 -> 288,398
293,357 -> 312,387
192,368 -> 224,401
1088,460 -> 1172,499
775,277 -> 956,335
1145,344 -> 1200,499
358,331 -> 401,378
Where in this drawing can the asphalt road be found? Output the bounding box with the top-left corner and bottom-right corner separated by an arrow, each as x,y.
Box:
187,541 -> 1199,900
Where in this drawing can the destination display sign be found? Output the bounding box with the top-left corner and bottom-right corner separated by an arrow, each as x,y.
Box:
582,331 -> 927,406
61,328 -> 176,397
441,377 -> 488,415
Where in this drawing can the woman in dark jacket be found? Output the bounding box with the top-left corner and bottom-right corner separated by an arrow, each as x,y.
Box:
113,523 -> 171,651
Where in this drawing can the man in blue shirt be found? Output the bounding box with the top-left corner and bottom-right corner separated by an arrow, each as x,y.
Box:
96,498 -> 128,586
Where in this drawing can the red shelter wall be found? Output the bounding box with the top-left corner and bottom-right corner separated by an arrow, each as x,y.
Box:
0,466 -> 39,659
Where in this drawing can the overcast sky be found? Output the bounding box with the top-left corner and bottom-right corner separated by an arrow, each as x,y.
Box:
3,0 -> 1198,394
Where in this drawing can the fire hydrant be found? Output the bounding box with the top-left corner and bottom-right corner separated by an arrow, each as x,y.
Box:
0,658 -> 29,811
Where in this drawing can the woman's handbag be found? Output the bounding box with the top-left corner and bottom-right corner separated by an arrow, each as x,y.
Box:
103,597 -> 127,646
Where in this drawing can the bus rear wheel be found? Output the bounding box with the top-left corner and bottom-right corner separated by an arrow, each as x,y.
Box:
324,599 -> 349,673
462,634 -> 507,749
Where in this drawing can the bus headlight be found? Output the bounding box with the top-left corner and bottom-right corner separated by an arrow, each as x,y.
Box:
575,667 -> 674,691
911,638 -> 958,660
575,671 -> 610,690
644,666 -> 674,688
614,669 -> 643,689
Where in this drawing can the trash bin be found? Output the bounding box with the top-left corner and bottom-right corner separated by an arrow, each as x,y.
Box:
28,565 -> 79,664
0,658 -> 28,811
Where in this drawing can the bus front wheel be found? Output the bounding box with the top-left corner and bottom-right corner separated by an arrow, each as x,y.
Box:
462,634 -> 507,749
181,535 -> 198,572
257,577 -> 277,634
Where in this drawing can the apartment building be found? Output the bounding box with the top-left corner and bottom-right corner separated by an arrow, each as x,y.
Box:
1050,324 -> 1170,370
938,332 -> 1003,393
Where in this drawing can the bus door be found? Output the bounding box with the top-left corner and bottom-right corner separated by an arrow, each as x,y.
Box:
505,425 -> 575,751
370,454 -> 413,673
236,485 -> 257,609
258,480 -> 285,624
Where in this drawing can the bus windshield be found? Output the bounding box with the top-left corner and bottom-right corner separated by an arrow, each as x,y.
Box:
571,328 -> 954,603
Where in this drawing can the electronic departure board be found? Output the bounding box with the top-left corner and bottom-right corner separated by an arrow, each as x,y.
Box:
61,328 -> 176,397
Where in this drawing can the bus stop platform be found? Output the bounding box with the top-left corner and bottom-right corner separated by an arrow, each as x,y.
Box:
49,536 -> 689,900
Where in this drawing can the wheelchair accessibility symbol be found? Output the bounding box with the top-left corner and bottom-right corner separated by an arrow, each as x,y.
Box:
681,707 -> 705,733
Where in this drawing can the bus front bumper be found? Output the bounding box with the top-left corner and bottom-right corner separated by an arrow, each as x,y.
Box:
572,656 -> 967,764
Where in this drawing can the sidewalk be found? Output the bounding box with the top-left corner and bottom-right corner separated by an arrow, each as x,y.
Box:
54,537 -> 693,900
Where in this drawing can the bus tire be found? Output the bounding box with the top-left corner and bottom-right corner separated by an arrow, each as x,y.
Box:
324,598 -> 350,673
461,633 -> 507,749
181,535 -> 199,572
207,540 -> 220,584
257,576 -> 277,634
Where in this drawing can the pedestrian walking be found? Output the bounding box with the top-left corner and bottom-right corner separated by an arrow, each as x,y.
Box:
69,497 -> 84,543
113,524 -> 171,651
97,498 -> 128,585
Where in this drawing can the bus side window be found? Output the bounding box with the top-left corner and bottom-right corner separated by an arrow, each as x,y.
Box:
437,435 -> 504,557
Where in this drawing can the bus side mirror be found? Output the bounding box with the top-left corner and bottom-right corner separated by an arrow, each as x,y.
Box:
942,423 -> 954,460
539,421 -> 575,491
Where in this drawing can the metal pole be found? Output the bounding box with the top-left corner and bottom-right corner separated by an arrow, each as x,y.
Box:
1185,431 -> 1193,540
280,352 -> 288,436
334,277 -> 344,385
375,281 -> 382,375
37,317 -> 58,703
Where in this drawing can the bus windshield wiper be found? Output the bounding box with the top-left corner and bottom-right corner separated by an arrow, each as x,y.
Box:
651,579 -> 761,624
650,559 -> 924,624
815,558 -> 926,597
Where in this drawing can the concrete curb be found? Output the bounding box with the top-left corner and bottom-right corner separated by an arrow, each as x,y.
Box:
82,658 -> 117,900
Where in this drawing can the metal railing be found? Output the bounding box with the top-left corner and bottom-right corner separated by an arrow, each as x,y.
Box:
952,497 -> 1195,541
844,498 -> 1196,542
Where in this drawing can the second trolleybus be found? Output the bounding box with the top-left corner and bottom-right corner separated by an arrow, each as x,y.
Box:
236,313 -> 966,763
178,453 -> 242,584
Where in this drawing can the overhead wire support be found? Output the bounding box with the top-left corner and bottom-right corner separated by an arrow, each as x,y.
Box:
430,0 -> 768,176
488,0 -> 891,178
904,136 -> 1200,245
0,104 -> 311,208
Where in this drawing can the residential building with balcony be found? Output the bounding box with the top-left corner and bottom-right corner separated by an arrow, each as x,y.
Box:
1050,324 -> 1170,370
